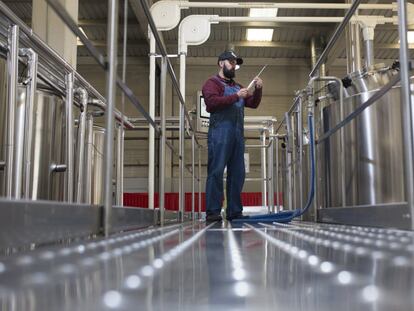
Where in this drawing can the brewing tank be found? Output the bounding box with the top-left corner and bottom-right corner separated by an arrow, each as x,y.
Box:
321,64 -> 408,207
89,126 -> 105,205
0,64 -> 68,201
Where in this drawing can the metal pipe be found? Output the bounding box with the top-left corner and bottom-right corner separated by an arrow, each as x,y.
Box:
146,42 -> 157,208
179,52 -> 186,222
88,99 -> 134,129
286,146 -> 293,211
183,2 -> 396,10
159,56 -> 167,226
65,72 -> 74,203
198,144 -> 202,218
291,113 -> 297,210
75,88 -> 88,203
261,130 -> 267,208
309,0 -> 362,77
214,15 -> 394,24
298,96 -> 304,211
119,0 -> 128,208
85,115 -> 94,204
6,25 -> 19,199
397,0 -> 414,230
21,48 -> 38,200
245,178 -> 269,182
115,124 -> 124,206
245,143 -> 272,148
267,124 -> 274,212
364,39 -> 375,68
148,34 -> 156,210
274,136 -> 279,213
191,133 -> 195,220
103,0 -> 119,237
345,0 -> 362,72
120,128 -> 124,206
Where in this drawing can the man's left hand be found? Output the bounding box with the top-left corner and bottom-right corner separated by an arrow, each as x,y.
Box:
254,77 -> 263,89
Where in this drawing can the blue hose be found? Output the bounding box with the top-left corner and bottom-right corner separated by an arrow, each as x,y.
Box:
233,114 -> 315,223
293,113 -> 315,218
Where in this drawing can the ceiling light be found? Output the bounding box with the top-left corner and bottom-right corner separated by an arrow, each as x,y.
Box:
246,29 -> 274,42
249,8 -> 278,17
408,31 -> 414,43
398,31 -> 414,44
247,9 -> 277,42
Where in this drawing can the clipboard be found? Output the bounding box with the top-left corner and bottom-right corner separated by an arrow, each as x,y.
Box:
247,65 -> 267,92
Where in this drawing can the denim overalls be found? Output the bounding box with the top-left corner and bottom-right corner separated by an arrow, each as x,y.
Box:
205,78 -> 245,218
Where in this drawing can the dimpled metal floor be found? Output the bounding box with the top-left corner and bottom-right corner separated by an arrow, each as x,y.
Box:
0,221 -> 413,311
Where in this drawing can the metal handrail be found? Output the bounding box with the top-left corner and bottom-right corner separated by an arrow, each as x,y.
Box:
0,1 -> 132,129
44,0 -> 159,132
275,91 -> 306,134
309,0 -> 362,77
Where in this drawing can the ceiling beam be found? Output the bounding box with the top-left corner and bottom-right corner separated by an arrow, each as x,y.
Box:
23,18 -> 138,27
78,19 -> 139,27
78,40 -> 412,50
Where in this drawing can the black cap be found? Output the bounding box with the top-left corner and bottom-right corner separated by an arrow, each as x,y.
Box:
217,50 -> 243,65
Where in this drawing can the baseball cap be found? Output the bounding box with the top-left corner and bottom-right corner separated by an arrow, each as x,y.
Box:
217,50 -> 243,65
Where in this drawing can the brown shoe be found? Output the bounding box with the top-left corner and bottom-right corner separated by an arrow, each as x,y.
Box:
206,214 -> 222,223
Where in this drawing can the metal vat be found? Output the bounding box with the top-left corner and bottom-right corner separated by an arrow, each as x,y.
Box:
0,72 -> 67,200
321,64 -> 407,207
89,126 -> 105,205
27,86 -> 66,201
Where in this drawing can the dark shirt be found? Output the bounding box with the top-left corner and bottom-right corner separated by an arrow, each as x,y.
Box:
202,75 -> 262,113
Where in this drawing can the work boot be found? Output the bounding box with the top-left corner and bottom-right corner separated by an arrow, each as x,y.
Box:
226,213 -> 250,221
206,214 -> 222,223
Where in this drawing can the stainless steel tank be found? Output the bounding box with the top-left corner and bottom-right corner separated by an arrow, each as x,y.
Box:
21,85 -> 67,201
0,69 -> 67,201
321,64 -> 408,207
90,126 -> 105,205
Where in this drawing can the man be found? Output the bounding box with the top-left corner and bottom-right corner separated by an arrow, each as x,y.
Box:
202,51 -> 263,222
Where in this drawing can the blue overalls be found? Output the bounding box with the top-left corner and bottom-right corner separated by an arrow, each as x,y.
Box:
205,78 -> 245,219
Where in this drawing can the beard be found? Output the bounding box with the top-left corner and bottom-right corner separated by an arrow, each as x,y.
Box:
223,66 -> 235,79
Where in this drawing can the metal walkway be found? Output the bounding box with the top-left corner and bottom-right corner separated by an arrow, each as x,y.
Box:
0,221 -> 413,311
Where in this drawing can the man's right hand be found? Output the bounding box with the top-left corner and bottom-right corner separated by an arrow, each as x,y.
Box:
237,88 -> 249,98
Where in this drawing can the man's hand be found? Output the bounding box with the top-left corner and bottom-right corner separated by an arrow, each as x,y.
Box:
237,88 -> 249,98
254,77 -> 263,89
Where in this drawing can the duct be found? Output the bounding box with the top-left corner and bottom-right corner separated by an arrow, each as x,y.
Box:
361,24 -> 376,68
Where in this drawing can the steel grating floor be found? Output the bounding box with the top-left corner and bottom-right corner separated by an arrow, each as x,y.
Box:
0,221 -> 413,311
